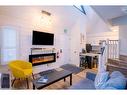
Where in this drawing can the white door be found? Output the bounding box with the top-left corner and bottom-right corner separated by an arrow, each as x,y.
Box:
70,39 -> 80,66
70,28 -> 80,66
63,34 -> 70,65
57,32 -> 70,66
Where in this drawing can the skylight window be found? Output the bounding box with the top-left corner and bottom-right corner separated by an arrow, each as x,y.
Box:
74,5 -> 86,15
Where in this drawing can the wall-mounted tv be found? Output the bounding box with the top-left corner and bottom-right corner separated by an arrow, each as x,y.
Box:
32,30 -> 54,45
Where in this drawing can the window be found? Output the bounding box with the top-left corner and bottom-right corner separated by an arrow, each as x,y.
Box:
0,26 -> 19,65
73,5 -> 86,15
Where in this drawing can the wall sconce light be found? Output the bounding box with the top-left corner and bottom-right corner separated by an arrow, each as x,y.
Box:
41,10 -> 52,28
41,10 -> 51,16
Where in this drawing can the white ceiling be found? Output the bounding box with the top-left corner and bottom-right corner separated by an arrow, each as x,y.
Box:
91,6 -> 127,25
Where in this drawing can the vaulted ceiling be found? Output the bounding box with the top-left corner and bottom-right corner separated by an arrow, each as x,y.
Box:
91,6 -> 127,26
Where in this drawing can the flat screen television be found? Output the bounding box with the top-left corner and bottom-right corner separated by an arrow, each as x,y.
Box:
32,30 -> 54,45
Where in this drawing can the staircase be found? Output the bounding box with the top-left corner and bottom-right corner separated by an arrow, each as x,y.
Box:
107,55 -> 127,77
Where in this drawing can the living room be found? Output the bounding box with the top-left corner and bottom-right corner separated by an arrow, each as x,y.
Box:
0,2 -> 127,94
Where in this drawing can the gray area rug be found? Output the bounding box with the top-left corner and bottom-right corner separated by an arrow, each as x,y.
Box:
60,64 -> 83,74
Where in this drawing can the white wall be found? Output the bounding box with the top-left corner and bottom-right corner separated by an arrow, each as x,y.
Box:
119,25 -> 127,55
85,6 -> 119,45
0,6 -> 87,73
87,31 -> 119,45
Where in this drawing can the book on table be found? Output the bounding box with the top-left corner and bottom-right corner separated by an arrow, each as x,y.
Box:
37,76 -> 48,84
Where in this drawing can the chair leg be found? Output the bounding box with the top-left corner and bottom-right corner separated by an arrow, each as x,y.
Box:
11,78 -> 16,86
26,78 -> 29,89
96,63 -> 98,68
32,73 -> 35,80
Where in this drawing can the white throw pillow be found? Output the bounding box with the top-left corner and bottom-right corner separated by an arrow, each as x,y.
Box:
94,72 -> 109,89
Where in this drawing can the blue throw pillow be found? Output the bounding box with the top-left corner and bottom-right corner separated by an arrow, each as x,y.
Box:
110,71 -> 124,78
105,71 -> 126,89
94,72 -> 109,89
104,86 -> 116,90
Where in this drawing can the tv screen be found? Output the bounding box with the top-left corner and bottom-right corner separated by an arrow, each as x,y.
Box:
32,31 -> 54,45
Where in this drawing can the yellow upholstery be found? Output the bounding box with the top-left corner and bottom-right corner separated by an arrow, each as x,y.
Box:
8,60 -> 33,78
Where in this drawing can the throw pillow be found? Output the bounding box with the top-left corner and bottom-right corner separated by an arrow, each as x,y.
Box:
94,72 -> 109,89
110,71 -> 124,78
104,86 -> 116,90
105,71 -> 126,89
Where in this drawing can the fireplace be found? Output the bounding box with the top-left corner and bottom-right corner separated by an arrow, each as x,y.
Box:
29,53 -> 56,66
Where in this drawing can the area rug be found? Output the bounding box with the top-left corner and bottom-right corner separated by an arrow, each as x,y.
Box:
60,64 -> 83,74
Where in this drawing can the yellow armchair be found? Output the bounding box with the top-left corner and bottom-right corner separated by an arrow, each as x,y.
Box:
8,60 -> 34,89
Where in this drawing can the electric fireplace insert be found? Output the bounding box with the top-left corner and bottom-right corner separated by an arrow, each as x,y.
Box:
29,53 -> 56,66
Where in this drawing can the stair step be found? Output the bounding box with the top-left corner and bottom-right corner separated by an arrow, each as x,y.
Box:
107,57 -> 127,77
107,64 -> 127,77
108,58 -> 127,68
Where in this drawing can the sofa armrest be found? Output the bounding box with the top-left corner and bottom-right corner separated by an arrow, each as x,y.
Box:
86,72 -> 96,81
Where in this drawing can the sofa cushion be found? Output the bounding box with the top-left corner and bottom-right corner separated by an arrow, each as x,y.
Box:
94,72 -> 109,89
110,71 -> 124,78
69,78 -> 95,89
104,86 -> 116,90
105,71 -> 126,89
86,72 -> 96,81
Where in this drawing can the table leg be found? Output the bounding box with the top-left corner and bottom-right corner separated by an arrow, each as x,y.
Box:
70,74 -> 72,85
33,84 -> 35,90
26,78 -> 29,89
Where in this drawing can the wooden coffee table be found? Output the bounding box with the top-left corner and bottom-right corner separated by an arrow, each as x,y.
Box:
33,69 -> 72,89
